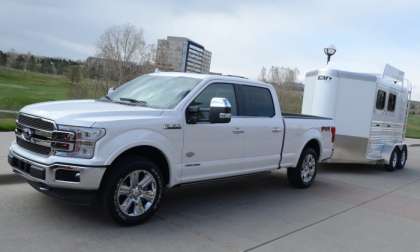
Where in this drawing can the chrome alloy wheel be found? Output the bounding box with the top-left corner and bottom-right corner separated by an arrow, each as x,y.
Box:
115,170 -> 157,217
301,154 -> 316,184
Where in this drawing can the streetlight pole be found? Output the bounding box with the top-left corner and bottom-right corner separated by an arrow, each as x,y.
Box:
324,45 -> 336,64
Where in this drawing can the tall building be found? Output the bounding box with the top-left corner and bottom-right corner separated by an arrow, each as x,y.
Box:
156,36 -> 212,74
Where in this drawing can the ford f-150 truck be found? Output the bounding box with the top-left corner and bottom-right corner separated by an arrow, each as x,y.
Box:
8,72 -> 335,225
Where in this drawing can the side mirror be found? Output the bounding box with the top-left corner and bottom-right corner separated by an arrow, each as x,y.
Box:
209,97 -> 232,123
107,87 -> 115,95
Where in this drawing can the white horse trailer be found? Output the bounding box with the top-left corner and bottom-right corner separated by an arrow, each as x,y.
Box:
302,64 -> 412,171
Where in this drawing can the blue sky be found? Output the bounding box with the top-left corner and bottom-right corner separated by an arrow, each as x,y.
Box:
1,0 -> 420,100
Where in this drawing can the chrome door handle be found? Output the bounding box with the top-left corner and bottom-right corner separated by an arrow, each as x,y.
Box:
232,130 -> 244,134
272,127 -> 282,133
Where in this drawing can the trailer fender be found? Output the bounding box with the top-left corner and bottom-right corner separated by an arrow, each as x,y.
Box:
381,143 -> 404,163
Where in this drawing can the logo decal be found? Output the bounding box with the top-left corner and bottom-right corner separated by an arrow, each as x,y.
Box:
22,128 -> 34,141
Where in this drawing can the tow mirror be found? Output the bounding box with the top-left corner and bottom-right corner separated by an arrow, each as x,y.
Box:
209,97 -> 231,124
107,87 -> 115,95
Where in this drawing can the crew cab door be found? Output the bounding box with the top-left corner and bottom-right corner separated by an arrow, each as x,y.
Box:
182,83 -> 244,181
234,85 -> 284,171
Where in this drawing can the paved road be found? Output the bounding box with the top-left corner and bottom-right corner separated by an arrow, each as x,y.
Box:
1,132 -> 420,251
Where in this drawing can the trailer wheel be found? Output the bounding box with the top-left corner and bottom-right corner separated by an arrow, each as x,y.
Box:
385,148 -> 400,172
397,146 -> 407,169
287,148 -> 318,188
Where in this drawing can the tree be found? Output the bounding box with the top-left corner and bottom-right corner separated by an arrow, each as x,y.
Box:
258,67 -> 267,82
260,66 -> 301,86
13,55 -> 25,69
65,65 -> 83,84
0,50 -> 7,66
96,24 -> 147,85
26,55 -> 37,71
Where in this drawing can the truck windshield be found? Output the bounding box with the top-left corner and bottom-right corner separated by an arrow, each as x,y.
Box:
104,75 -> 202,109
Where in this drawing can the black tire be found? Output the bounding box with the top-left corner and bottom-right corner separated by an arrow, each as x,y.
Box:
385,148 -> 400,172
397,146 -> 407,169
287,148 -> 318,188
102,156 -> 164,226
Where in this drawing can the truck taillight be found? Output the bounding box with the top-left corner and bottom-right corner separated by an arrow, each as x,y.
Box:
331,127 -> 336,143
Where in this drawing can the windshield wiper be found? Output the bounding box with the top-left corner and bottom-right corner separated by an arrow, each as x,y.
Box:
119,97 -> 148,106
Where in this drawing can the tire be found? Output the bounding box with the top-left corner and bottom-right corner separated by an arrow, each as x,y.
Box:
102,156 -> 164,226
287,148 -> 318,188
397,146 -> 407,170
385,148 -> 400,172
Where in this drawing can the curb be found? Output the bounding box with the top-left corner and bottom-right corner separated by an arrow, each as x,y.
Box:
410,144 -> 420,147
0,174 -> 24,185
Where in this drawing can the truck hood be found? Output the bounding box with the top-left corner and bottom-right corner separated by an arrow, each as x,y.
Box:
20,99 -> 164,127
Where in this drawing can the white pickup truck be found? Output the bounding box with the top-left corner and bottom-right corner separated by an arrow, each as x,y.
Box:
8,72 -> 335,225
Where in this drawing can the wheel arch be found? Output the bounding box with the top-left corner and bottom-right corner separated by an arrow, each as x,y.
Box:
102,145 -> 171,187
302,139 -> 321,161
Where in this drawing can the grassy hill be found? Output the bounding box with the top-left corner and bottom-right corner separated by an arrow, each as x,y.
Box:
406,115 -> 420,139
0,67 -> 71,111
0,67 -> 419,139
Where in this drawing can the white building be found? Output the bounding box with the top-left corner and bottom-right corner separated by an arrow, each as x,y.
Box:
156,36 -> 212,74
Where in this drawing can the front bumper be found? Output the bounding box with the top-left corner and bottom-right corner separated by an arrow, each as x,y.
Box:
8,150 -> 107,191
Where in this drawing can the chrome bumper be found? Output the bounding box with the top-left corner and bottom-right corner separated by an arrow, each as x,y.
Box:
8,151 -> 107,190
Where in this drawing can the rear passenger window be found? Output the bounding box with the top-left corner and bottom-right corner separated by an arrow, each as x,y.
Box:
237,85 -> 275,117
387,93 -> 396,112
376,90 -> 386,110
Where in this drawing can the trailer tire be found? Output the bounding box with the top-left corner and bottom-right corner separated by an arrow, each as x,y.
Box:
102,156 -> 163,226
397,146 -> 407,169
385,148 -> 400,172
287,148 -> 318,188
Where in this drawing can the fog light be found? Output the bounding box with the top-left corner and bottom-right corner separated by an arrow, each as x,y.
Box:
55,169 -> 80,182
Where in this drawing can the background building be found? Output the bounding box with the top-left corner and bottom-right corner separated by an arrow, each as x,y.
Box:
156,36 -> 212,74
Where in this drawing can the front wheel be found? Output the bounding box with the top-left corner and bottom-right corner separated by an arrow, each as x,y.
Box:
287,148 -> 318,188
102,156 -> 163,226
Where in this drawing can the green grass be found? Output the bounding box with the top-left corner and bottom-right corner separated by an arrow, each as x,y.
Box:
0,118 -> 16,131
0,67 -> 71,111
406,115 -> 420,139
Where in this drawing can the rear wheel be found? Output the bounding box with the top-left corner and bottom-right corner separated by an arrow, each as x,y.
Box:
287,148 -> 318,188
397,146 -> 407,169
385,148 -> 400,172
102,156 -> 163,226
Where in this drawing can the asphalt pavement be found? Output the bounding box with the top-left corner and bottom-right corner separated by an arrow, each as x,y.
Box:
1,131 -> 420,252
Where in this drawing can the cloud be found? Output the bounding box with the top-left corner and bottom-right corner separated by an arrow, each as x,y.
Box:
0,0 -> 419,99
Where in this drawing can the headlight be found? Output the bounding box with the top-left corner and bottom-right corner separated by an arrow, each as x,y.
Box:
53,125 -> 105,159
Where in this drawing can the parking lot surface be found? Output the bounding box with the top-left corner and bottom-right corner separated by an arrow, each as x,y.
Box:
1,132 -> 420,252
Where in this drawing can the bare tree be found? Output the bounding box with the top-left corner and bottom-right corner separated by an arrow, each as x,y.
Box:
258,67 -> 267,82
96,24 -> 147,85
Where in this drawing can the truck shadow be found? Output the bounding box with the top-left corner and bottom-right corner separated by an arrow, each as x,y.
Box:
319,163 -> 386,174
34,162 -> 420,230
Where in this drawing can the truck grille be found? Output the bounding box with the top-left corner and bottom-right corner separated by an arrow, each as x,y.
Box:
17,114 -> 55,131
15,113 -> 75,156
15,113 -> 55,155
16,137 -> 51,155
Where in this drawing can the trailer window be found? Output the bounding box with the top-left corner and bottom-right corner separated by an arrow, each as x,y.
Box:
387,93 -> 397,112
376,90 -> 386,110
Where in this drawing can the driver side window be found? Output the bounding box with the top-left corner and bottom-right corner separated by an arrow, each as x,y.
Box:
191,83 -> 237,122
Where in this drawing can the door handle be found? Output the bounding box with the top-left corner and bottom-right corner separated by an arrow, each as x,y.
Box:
232,130 -> 244,134
272,127 -> 282,133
